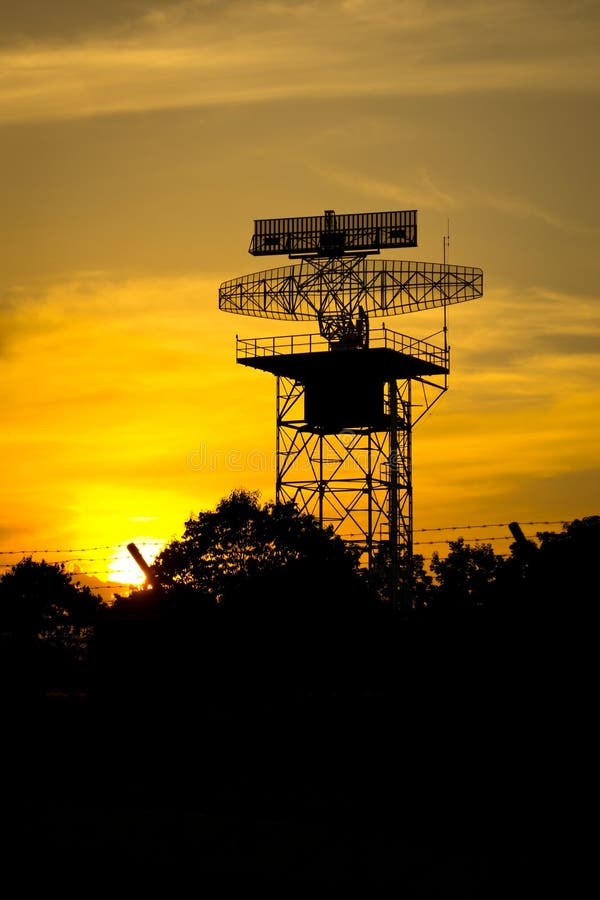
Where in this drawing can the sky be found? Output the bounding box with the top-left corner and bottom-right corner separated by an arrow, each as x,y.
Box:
1,0 -> 599,587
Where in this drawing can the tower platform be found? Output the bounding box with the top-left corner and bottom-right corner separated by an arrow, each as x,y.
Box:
237,327 -> 448,433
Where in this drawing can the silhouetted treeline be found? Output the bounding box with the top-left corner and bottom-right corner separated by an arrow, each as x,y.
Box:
86,504 -> 597,713
4,500 -> 594,885
1,499 -> 597,704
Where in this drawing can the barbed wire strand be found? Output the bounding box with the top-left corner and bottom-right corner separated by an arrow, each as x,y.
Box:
0,532 -> 551,578
414,520 -> 568,533
0,541 -> 164,556
0,520 -> 573,557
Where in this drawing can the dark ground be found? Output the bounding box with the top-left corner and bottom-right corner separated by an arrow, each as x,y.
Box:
4,690 -> 566,892
2,616 -> 589,891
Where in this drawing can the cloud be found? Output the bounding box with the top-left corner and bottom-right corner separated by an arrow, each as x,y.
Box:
471,190 -> 600,238
412,284 -> 600,513
453,286 -> 600,360
403,280 -> 600,522
311,166 -> 600,240
1,0 -> 598,124
305,167 -> 459,213
0,1 -> 184,45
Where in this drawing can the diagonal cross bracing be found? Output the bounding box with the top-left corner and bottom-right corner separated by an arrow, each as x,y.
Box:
220,257 -> 482,322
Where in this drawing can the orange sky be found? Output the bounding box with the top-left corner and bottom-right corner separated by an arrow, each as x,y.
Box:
1,1 -> 599,586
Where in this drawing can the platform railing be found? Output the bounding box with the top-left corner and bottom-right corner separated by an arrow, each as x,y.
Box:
236,326 -> 448,369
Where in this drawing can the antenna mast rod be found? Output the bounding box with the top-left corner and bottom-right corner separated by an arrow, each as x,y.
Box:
443,219 -> 450,362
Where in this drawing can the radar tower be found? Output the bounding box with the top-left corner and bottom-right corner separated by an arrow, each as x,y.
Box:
219,209 -> 483,606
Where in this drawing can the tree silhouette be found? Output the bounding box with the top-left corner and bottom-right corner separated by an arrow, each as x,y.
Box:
533,515 -> 599,615
368,545 -> 433,608
429,537 -> 503,613
100,490 -> 380,706
152,488 -> 362,602
0,557 -> 105,695
491,515 -> 599,621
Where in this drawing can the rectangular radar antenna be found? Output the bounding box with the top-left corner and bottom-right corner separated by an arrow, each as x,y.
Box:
249,209 -> 418,258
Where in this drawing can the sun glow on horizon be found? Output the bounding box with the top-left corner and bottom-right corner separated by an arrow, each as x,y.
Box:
107,541 -> 159,587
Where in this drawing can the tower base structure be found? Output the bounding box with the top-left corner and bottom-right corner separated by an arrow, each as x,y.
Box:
237,326 -> 448,604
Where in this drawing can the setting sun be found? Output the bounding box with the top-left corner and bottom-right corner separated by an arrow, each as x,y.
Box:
107,543 -> 158,588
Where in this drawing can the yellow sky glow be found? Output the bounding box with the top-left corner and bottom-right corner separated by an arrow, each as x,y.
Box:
1,0 -> 598,582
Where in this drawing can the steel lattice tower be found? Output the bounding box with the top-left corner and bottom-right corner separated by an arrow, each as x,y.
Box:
219,210 -> 483,605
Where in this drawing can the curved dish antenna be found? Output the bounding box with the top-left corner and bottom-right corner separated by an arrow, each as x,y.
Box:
219,210 -> 482,343
219,256 -> 483,322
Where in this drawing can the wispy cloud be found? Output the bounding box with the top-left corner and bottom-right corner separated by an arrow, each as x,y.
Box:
306,166 -> 459,213
439,287 -> 599,420
310,166 -> 600,238
1,0 -> 598,123
402,279 -> 600,515
472,190 -> 600,237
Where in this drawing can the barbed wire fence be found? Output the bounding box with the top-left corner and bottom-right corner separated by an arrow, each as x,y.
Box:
0,520 -> 574,588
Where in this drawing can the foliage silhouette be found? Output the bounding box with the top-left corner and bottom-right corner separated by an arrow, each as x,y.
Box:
152,488 -> 362,602
455,514 -> 600,621
95,490 -> 387,708
516,515 -> 600,617
368,546 -> 433,609
428,537 -> 503,613
0,557 -> 105,695
88,509 -> 600,716
10,513 -> 597,885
